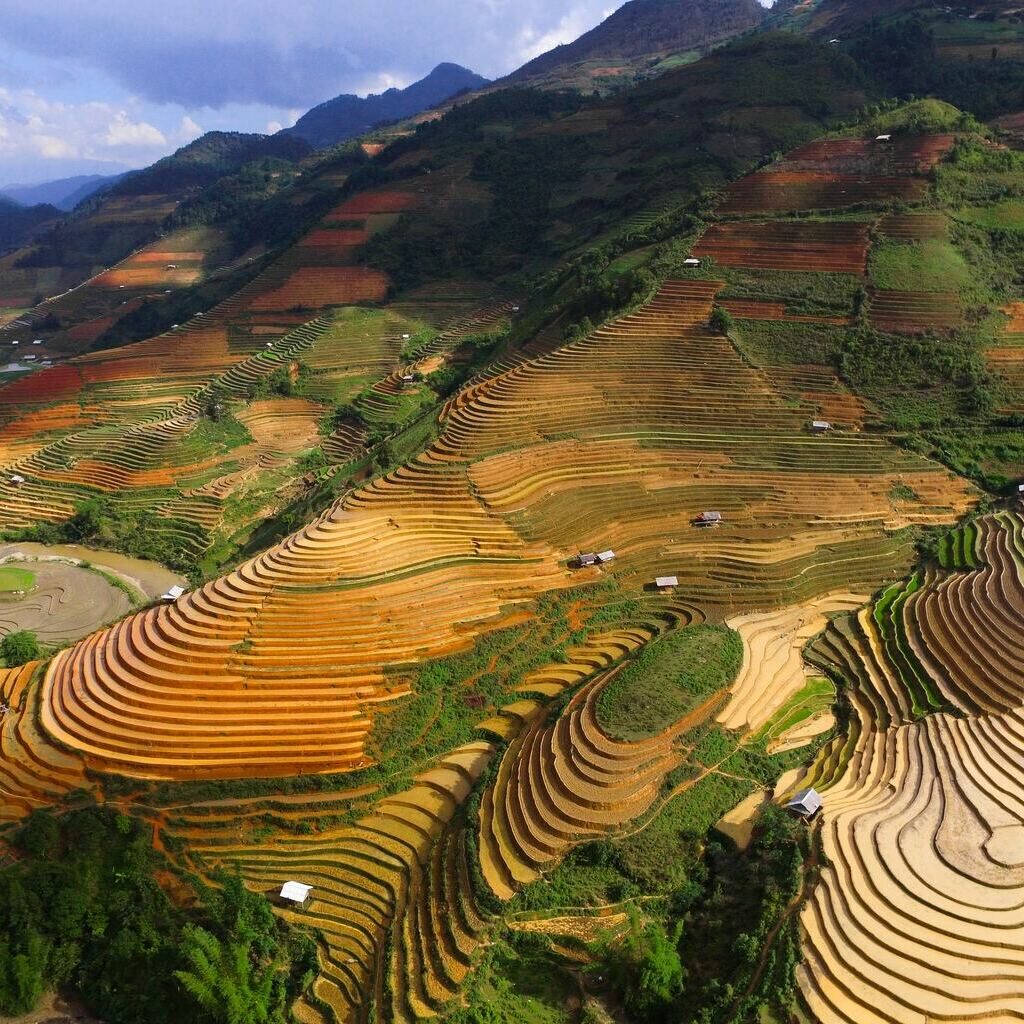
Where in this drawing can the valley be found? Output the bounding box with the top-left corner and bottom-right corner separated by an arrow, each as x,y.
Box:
0,4 -> 1022,1024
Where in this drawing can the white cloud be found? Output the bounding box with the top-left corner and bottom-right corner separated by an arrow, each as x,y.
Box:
517,5 -> 615,64
178,114 -> 203,141
265,120 -> 283,134
103,111 -> 166,147
0,87 -> 173,170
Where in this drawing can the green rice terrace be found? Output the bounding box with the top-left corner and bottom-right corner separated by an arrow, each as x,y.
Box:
0,7 -> 1022,1024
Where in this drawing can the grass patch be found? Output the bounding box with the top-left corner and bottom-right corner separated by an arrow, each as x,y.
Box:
596,624 -> 743,742
956,200 -> 1024,231
868,238 -> 971,292
0,566 -> 36,592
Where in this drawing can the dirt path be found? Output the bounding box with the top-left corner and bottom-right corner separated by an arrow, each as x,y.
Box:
732,819 -> 821,1010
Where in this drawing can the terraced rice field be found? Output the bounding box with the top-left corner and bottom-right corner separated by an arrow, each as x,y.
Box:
868,288 -> 963,333
167,741 -> 494,1023
695,220 -> 869,273
795,511 -> 1024,1024
719,135 -> 954,215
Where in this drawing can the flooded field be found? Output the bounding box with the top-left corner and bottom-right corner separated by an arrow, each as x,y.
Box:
0,542 -> 187,645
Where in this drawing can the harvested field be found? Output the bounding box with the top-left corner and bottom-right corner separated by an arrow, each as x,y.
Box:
717,135 -> 953,216
694,220 -> 869,274
868,288 -> 963,333
718,592 -> 866,734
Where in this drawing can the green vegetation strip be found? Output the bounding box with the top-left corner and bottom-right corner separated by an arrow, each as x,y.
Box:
595,624 -> 743,742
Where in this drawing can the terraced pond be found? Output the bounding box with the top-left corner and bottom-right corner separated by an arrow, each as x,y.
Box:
0,543 -> 187,645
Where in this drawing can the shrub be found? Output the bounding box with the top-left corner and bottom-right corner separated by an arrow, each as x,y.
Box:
1,631 -> 39,666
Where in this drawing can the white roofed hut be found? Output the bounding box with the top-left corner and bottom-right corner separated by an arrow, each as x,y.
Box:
279,881 -> 313,908
810,420 -> 833,433
160,585 -> 186,603
875,134 -> 893,143
9,475 -> 25,487
683,258 -> 702,267
596,550 -> 616,564
655,576 -> 679,590
786,788 -> 823,820
694,511 -> 722,527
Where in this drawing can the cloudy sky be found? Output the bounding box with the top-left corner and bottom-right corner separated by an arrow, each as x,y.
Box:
0,0 -> 632,186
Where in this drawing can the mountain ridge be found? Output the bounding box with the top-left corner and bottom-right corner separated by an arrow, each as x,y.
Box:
282,62 -> 489,149
506,0 -> 769,84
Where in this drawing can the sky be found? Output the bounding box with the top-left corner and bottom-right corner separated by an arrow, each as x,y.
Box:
0,0 -> 629,186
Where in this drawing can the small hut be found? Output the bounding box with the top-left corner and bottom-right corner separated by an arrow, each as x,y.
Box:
279,881 -> 313,909
694,511 -> 722,527
810,420 -> 833,433
875,134 -> 893,143
160,585 -> 186,603
683,258 -> 702,268
786,788 -> 823,820
596,550 -> 616,565
655,576 -> 679,591
575,552 -> 599,568
9,475 -> 25,487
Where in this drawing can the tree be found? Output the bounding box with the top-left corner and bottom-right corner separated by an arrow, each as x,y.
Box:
1,630 -> 39,666
175,924 -> 284,1024
710,306 -> 734,334
596,909 -> 684,1021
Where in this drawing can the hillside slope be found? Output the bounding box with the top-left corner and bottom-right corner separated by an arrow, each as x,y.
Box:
283,63 -> 489,149
508,0 -> 767,85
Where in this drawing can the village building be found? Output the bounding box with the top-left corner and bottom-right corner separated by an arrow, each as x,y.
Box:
9,475 -> 25,487
811,420 -> 833,433
596,550 -> 616,564
160,585 -> 186,602
683,257 -> 702,267
786,788 -> 823,820
575,552 -> 599,567
279,881 -> 313,908
655,575 -> 678,590
695,511 -> 723,526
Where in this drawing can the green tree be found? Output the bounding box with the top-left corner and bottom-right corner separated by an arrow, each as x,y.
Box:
175,925 -> 283,1024
1,630 -> 40,665
710,306 -> 734,334
597,909 -> 684,1021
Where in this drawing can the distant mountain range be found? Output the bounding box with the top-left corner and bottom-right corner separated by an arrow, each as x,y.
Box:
0,194 -> 60,251
282,63 -> 489,149
0,174 -> 125,212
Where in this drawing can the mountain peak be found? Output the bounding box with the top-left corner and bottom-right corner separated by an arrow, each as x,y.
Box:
284,63 -> 490,150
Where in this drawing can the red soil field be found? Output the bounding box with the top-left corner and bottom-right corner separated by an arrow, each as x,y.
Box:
695,220 -> 869,274
718,299 -> 850,325
719,172 -> 927,215
247,267 -> 390,311
328,191 -> 420,218
0,364 -> 84,407
299,229 -> 371,249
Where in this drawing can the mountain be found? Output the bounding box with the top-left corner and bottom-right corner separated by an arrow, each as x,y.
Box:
0,195 -> 61,251
283,62 -> 489,149
1,173 -> 124,212
507,0 -> 769,84
111,131 -> 312,196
